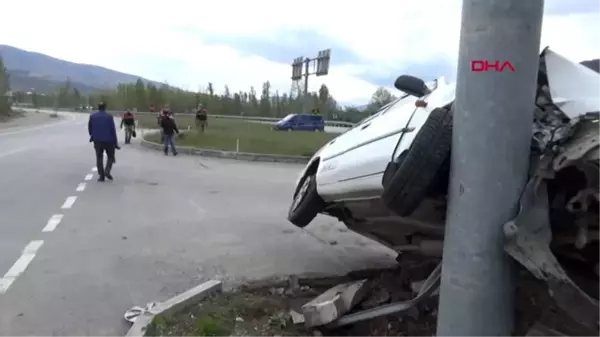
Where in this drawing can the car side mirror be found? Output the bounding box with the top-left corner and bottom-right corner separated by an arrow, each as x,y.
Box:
394,75 -> 430,97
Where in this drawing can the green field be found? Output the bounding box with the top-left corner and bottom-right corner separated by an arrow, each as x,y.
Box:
137,115 -> 336,157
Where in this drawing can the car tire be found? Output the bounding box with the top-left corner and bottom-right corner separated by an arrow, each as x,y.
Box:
382,106 -> 453,216
288,174 -> 325,228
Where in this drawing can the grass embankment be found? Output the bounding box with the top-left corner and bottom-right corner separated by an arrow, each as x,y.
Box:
145,289 -> 310,336
137,115 -> 335,157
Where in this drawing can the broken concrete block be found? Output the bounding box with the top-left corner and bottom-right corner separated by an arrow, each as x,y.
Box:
301,279 -> 369,327
289,309 -> 305,324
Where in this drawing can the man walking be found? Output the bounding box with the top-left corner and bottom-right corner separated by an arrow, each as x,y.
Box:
120,109 -> 136,144
88,102 -> 120,181
160,112 -> 179,156
195,104 -> 208,133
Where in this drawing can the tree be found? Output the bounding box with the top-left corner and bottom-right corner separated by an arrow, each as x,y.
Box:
367,87 -> 396,113
27,74 -> 396,124
0,56 -> 9,116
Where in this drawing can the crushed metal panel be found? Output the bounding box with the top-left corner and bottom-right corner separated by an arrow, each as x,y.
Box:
503,179 -> 599,330
301,279 -> 369,328
553,121 -> 600,172
543,49 -> 600,119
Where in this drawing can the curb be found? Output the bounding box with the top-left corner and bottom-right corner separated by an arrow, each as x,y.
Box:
125,280 -> 223,337
140,134 -> 311,164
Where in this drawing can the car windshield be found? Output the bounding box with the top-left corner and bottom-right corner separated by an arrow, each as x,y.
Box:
281,114 -> 296,122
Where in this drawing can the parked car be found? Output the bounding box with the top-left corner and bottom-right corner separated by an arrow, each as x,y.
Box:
274,113 -> 325,132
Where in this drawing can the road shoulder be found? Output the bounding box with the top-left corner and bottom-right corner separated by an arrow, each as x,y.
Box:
0,110 -> 62,130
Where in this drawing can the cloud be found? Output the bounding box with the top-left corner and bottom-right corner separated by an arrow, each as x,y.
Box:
0,0 -> 597,105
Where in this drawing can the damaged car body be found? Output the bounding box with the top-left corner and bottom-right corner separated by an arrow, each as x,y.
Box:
287,47 -> 599,328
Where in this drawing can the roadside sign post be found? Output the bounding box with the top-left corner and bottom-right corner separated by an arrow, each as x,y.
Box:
436,0 -> 544,335
291,50 -> 331,114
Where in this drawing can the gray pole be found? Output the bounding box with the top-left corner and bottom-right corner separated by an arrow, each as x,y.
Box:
303,58 -> 310,96
303,58 -> 310,112
436,0 -> 544,336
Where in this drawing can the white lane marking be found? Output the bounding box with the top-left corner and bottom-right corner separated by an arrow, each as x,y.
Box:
91,167 -> 98,172
76,183 -> 86,192
188,199 -> 206,214
61,196 -> 77,209
0,240 -> 44,294
84,173 -> 93,181
42,214 -> 64,232
0,147 -> 31,159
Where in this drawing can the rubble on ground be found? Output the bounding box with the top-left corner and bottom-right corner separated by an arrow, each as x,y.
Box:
141,253 -> 597,336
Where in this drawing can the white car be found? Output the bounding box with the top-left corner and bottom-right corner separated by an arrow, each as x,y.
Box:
287,47 -> 600,257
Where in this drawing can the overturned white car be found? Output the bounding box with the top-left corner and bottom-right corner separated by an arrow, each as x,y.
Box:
287,47 -> 599,329
288,48 -> 600,251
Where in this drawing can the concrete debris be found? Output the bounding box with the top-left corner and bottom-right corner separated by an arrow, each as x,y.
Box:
270,287 -> 285,296
289,309 -> 305,324
301,279 -> 369,328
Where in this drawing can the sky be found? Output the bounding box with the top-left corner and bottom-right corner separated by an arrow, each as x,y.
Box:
0,0 -> 598,106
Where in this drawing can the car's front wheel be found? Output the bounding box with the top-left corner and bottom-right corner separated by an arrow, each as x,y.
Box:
382,106 -> 453,216
287,174 -> 325,228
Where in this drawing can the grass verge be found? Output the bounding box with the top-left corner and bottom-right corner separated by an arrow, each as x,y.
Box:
138,115 -> 335,157
145,288 -> 311,336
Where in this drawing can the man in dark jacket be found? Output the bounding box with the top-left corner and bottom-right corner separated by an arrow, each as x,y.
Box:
195,104 -> 208,133
120,109 -> 136,144
88,102 -> 120,181
160,114 -> 179,156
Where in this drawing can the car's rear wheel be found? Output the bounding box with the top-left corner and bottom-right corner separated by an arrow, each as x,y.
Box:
288,174 -> 325,228
382,107 -> 453,216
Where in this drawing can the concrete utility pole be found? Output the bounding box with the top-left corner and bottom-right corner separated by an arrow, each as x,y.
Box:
436,0 -> 544,336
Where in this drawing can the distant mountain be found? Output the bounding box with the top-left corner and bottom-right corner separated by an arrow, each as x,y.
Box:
0,44 -> 164,94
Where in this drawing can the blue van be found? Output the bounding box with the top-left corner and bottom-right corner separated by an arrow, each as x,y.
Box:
274,114 -> 325,132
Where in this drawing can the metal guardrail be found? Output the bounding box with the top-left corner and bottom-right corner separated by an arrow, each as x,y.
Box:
34,107 -> 356,128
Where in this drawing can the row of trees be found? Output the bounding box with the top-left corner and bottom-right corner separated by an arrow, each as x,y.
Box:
0,56 -> 11,116
2,56 -> 398,123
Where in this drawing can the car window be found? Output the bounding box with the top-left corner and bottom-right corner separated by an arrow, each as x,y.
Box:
379,93 -> 410,116
310,115 -> 322,121
354,97 -> 404,127
281,114 -> 296,122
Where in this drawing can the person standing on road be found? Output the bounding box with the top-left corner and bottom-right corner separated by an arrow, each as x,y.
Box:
160,112 -> 179,156
195,104 -> 208,133
88,102 -> 120,181
120,109 -> 136,144
158,105 -> 171,141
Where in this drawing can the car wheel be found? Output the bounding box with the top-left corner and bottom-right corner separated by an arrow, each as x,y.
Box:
382,106 -> 453,216
288,174 -> 325,228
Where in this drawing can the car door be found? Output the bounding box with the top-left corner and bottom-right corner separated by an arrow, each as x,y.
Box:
317,97 -> 417,200
296,115 -> 310,131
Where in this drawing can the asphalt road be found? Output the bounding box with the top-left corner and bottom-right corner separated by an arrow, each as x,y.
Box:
0,111 -> 396,335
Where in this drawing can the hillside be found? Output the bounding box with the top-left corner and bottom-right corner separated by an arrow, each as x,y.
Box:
1,44 -> 598,97
0,45 -> 163,93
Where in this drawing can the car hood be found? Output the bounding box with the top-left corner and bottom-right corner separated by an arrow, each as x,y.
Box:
542,48 -> 600,119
